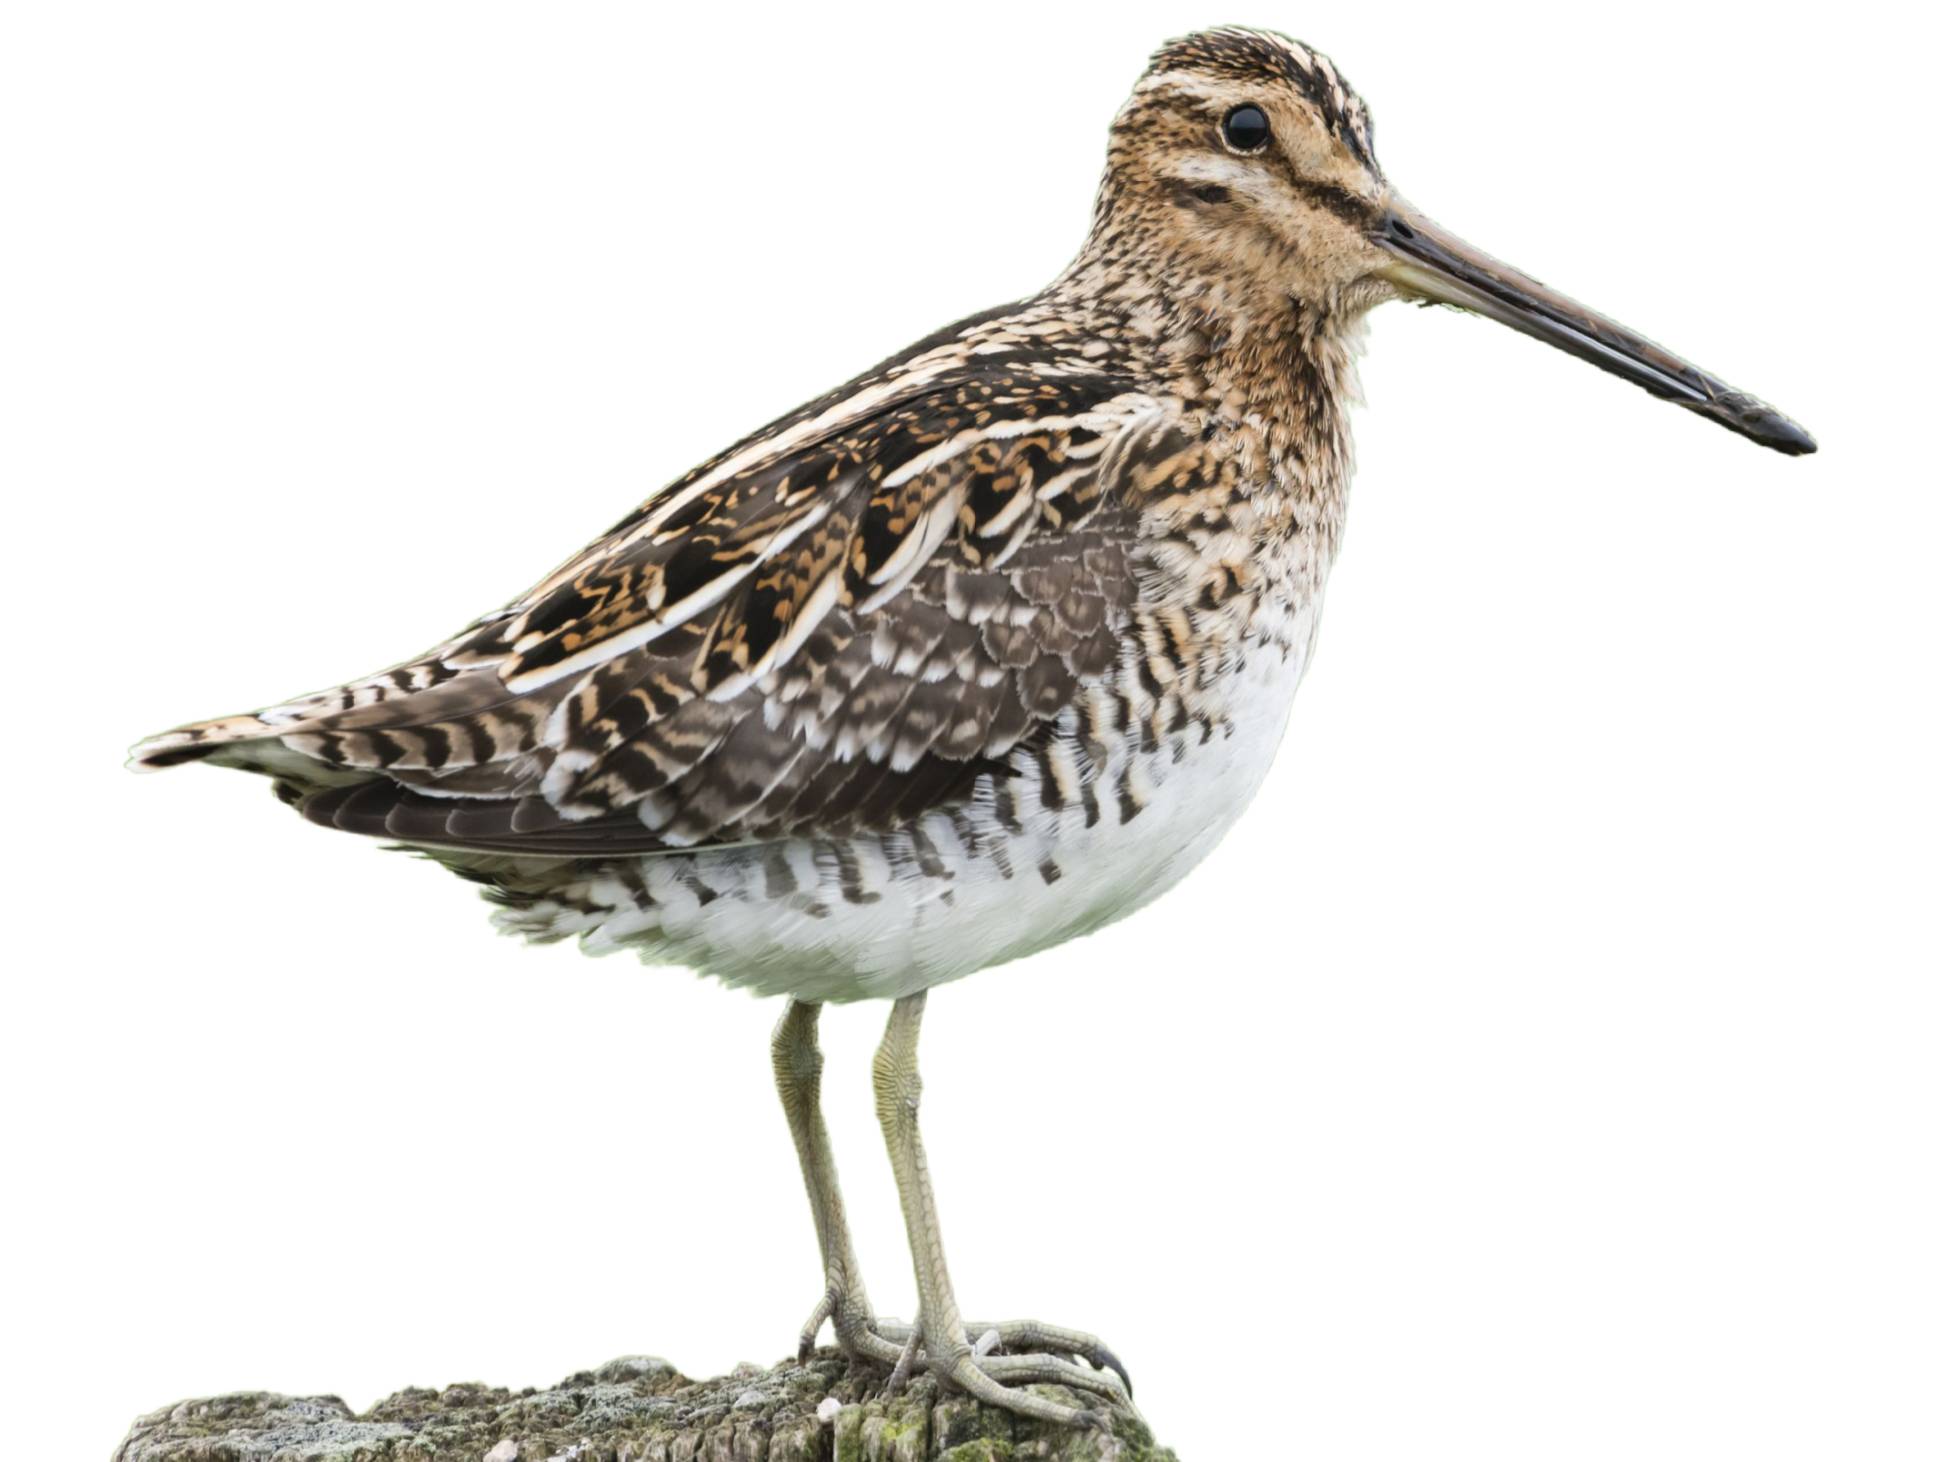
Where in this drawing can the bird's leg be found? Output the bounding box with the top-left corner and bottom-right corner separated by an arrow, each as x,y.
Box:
771,1000 -> 903,1365
872,992 -> 1130,1426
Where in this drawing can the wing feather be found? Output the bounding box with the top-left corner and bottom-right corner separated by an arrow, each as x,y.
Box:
133,315 -> 1193,859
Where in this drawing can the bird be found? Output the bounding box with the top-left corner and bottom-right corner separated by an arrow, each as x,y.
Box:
131,26 -> 1814,1428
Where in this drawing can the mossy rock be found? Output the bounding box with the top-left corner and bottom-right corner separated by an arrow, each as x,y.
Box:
113,1352 -> 1176,1461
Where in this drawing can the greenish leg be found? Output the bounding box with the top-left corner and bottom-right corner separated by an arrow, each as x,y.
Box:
771,999 -> 903,1365
872,992 -> 1130,1425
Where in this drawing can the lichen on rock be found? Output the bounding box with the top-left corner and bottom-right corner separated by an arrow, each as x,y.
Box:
112,1352 -> 1177,1461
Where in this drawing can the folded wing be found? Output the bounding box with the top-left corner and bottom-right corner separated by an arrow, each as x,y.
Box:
133,329 -> 1197,857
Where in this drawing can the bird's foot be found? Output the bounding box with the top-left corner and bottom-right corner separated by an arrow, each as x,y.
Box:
796,1281 -> 906,1366
883,1317 -> 1131,1427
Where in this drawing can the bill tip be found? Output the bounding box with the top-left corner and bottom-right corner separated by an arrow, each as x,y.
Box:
1764,413 -> 1818,456
1708,390 -> 1816,456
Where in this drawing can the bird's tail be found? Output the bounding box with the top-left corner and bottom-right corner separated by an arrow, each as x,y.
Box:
128,642 -> 547,796
127,701 -> 390,805
129,710 -> 297,771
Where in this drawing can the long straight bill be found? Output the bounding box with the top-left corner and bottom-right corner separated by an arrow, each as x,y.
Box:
1374,203 -> 1816,455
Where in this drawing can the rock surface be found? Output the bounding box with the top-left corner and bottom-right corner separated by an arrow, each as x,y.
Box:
112,1352 -> 1177,1461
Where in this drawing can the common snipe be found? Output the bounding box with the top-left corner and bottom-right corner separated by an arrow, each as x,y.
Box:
133,27 -> 1813,1426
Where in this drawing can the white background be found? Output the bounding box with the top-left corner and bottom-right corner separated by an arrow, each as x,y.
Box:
4,4 -> 1943,1459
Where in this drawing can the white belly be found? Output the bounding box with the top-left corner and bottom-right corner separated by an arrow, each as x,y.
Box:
500,602 -> 1320,1002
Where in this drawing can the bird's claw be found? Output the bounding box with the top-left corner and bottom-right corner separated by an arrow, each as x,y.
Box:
941,1351 -> 1122,1428
795,1290 -> 836,1363
865,1317 -> 1131,1426
959,1319 -> 1132,1398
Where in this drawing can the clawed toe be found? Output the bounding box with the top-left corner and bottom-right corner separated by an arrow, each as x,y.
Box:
942,1353 -> 1113,1428
977,1351 -> 1129,1401
795,1291 -> 835,1362
963,1319 -> 1132,1396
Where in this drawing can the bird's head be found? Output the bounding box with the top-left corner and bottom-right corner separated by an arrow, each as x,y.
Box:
1089,27 -> 1814,454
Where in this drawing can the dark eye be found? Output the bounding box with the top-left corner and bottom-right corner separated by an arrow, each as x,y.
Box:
1222,104 -> 1271,152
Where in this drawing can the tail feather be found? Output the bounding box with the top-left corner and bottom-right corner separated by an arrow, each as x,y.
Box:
127,604 -> 527,776
128,712 -> 303,772
128,650 -> 545,784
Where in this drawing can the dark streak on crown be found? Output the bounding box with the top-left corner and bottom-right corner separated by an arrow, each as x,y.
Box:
1147,27 -> 1379,173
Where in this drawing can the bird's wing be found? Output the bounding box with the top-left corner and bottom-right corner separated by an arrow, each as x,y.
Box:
134,330 -> 1198,856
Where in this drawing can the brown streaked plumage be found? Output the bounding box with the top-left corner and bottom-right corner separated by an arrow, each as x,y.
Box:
131,27 -> 1814,1426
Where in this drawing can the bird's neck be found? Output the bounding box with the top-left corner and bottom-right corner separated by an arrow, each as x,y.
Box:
1053,243 -> 1362,443
1048,246 -> 1366,589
